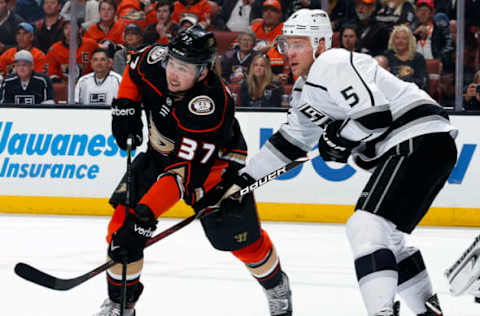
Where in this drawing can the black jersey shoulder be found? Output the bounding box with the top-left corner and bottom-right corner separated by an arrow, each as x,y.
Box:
172,73 -> 235,134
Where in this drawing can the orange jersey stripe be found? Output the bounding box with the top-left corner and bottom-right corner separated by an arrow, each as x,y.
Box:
138,175 -> 181,218
232,229 -> 272,264
117,64 -> 142,101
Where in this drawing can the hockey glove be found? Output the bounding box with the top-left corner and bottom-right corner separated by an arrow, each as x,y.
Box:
193,170 -> 255,213
111,98 -> 143,151
108,204 -> 158,263
318,120 -> 359,163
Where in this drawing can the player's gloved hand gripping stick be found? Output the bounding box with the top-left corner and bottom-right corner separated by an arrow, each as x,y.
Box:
14,156 -> 309,291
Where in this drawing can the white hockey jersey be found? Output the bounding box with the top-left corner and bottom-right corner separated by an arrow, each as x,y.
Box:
74,71 -> 122,105
242,48 -> 457,178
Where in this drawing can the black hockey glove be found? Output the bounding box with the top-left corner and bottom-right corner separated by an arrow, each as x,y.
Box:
193,170 -> 255,213
111,98 -> 143,151
108,204 -> 158,263
318,120 -> 359,163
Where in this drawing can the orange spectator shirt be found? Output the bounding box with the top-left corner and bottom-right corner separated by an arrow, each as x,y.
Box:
84,21 -> 126,45
47,38 -> 99,82
171,0 -> 211,24
0,47 -> 47,76
117,0 -> 157,29
251,22 -> 283,43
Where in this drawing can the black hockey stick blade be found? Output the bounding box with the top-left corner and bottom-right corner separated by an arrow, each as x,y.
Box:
14,260 -> 115,291
14,155 -> 310,291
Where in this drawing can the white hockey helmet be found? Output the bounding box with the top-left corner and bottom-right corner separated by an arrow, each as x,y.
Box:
280,9 -> 333,58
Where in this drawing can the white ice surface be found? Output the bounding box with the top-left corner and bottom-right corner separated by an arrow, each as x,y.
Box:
1,213 -> 479,316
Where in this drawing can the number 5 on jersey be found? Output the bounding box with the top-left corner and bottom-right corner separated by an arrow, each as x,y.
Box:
178,137 -> 216,163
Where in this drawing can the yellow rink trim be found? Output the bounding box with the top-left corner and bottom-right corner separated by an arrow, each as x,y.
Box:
1,196 -> 480,227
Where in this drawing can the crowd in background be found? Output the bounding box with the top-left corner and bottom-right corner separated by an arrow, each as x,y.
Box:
0,0 -> 478,110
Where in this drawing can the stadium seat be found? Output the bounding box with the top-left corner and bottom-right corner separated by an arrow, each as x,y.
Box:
53,82 -> 67,103
426,59 -> 442,103
213,31 -> 240,55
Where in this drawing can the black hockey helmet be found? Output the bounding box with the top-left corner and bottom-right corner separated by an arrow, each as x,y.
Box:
168,26 -> 216,66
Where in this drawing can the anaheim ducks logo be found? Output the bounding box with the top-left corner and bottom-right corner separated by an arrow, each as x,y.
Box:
147,45 -> 168,64
188,95 -> 215,115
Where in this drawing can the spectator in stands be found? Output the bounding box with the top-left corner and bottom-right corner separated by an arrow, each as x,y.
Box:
34,0 -> 65,54
0,50 -> 54,104
0,0 -> 25,55
47,18 -> 99,82
171,0 -> 211,29
85,0 -> 126,45
143,0 -> 176,45
239,53 -> 283,107
340,23 -> 360,52
344,0 -> 390,56
463,70 -> 480,111
410,0 -> 454,72
14,0 -> 44,23
250,0 -> 321,23
331,0 -> 357,32
376,0 -> 416,27
374,54 -> 391,70
251,0 -> 283,53
116,0 -> 157,30
215,0 -> 253,32
113,23 -> 143,74
0,22 -> 47,76
385,24 -> 428,90
60,0 -> 100,30
221,31 -> 255,83
75,48 -> 122,104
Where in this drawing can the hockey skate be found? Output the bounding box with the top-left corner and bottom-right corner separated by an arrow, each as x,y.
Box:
418,294 -> 443,316
264,272 -> 292,316
445,235 -> 480,296
92,298 -> 135,316
373,301 -> 400,316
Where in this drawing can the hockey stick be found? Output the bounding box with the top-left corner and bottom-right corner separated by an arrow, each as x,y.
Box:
14,156 -> 309,291
120,136 -> 133,316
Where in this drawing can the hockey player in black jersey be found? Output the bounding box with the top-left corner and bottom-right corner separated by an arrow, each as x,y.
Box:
0,50 -> 54,104
93,26 -> 292,316
207,9 -> 458,316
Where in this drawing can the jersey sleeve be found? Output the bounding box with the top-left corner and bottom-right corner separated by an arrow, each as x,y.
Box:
116,50 -> 143,102
242,82 -> 324,180
47,47 -> 61,81
303,50 -> 393,142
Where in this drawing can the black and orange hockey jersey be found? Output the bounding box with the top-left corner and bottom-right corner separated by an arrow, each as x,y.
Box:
0,47 -> 47,76
84,21 -> 126,45
47,38 -> 99,82
171,0 -> 211,25
116,44 -> 246,218
250,21 -> 283,43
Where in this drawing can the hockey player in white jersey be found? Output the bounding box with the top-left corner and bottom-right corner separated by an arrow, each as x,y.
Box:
201,8 -> 458,316
75,48 -> 122,105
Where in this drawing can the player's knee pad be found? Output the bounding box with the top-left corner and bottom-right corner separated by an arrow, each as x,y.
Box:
346,210 -> 396,259
200,193 -> 261,251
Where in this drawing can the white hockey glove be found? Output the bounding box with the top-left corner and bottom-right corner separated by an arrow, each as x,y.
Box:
445,235 -> 480,296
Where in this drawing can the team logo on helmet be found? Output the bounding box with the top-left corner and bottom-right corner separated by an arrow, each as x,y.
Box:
147,45 -> 168,64
188,95 -> 215,115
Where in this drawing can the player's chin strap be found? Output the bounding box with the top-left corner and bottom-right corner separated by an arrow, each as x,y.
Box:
445,235 -> 480,297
